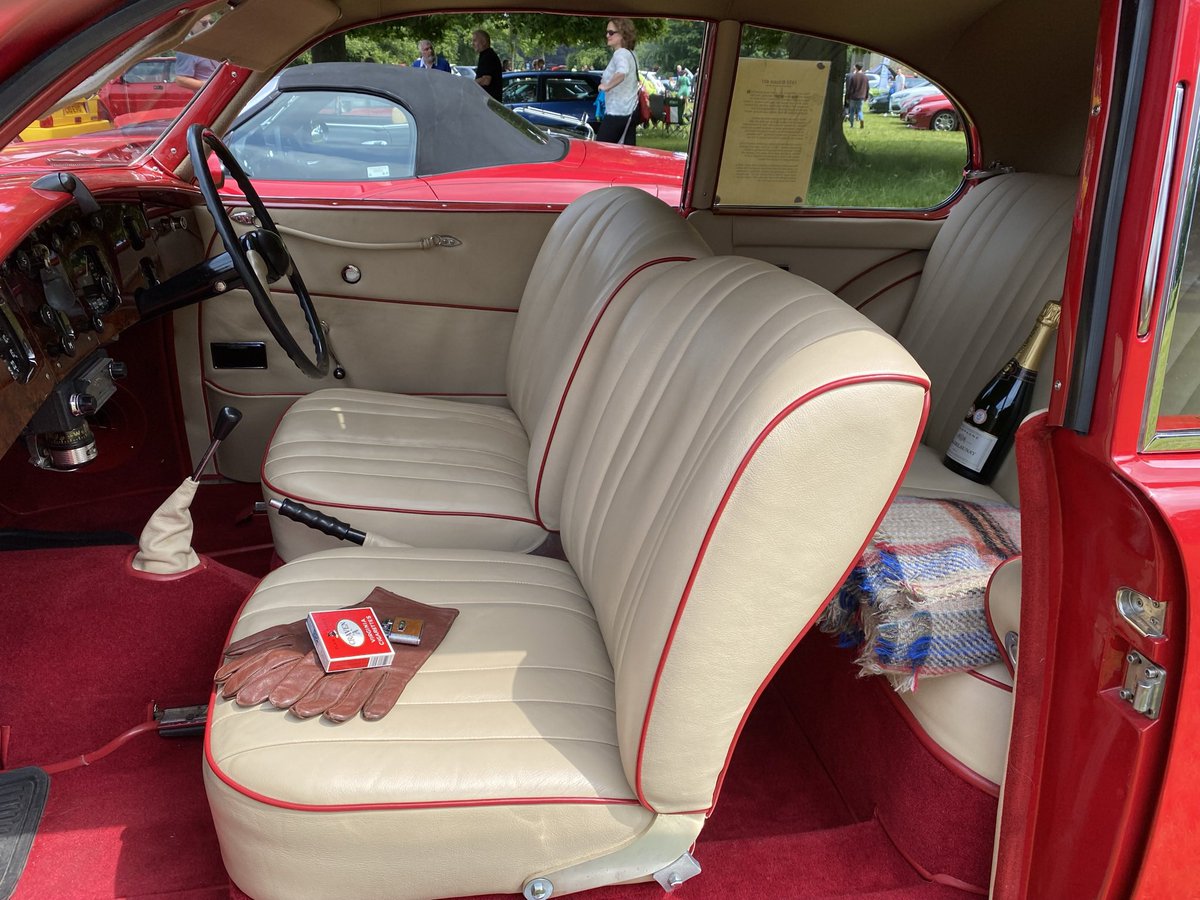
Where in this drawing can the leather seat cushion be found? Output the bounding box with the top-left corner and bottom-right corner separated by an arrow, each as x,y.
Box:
897,443 -> 1005,504
263,389 -> 547,557
205,547 -> 667,899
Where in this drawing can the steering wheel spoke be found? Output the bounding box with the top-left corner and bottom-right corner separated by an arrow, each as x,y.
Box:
187,124 -> 329,379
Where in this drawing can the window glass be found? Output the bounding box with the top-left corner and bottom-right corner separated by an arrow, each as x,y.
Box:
226,90 -> 417,182
1145,165 -> 1200,446
546,77 -> 598,102
503,77 -> 540,104
715,26 -> 966,209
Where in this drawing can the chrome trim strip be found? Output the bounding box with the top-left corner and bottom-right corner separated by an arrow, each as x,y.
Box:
1140,84 -> 1187,337
1141,74 -> 1200,452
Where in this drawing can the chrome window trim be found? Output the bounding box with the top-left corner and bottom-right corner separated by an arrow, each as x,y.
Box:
1141,75 -> 1200,452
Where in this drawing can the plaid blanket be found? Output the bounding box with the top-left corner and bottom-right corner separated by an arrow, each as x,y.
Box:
819,496 -> 1021,692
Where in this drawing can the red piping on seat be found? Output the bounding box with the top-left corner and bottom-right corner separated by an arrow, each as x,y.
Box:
633,373 -> 931,813
833,248 -> 920,295
854,271 -> 922,312
531,256 -> 697,527
258,410 -> 541,527
204,595 -> 640,812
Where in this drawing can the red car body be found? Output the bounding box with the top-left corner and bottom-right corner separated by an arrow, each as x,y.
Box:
97,56 -> 194,121
0,1 -> 1197,898
902,93 -> 959,131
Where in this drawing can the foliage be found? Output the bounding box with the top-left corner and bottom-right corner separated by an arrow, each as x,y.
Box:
637,20 -> 705,73
310,15 -> 669,71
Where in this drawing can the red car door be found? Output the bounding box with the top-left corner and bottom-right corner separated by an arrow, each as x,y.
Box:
996,0 -> 1200,895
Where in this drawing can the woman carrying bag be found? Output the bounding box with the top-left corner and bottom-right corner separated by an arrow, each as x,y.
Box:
597,18 -> 639,145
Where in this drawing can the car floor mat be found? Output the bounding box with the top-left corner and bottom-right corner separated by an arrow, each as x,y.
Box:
0,767 -> 49,900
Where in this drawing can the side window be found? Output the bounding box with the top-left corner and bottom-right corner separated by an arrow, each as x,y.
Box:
546,78 -> 597,102
226,90 -> 417,182
715,26 -> 967,209
1144,148 -> 1200,447
503,77 -> 539,104
125,60 -> 167,83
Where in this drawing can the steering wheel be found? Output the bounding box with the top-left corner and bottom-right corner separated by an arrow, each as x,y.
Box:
187,124 -> 328,378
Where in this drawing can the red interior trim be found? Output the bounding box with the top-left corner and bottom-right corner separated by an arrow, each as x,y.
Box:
261,478 -> 541,526
633,373 -> 931,813
275,286 -> 519,314
833,248 -> 921,295
531,256 -> 696,525
880,682 -> 1001,797
854,271 -> 923,311
967,669 -> 1014,693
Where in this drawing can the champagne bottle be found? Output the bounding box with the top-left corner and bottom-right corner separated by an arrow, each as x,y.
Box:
943,300 -> 1061,484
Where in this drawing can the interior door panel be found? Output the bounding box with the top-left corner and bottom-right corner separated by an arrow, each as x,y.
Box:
686,211 -> 941,334
182,205 -> 556,480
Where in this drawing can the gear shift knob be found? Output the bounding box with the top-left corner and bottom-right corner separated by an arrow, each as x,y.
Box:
192,406 -> 243,481
212,406 -> 243,442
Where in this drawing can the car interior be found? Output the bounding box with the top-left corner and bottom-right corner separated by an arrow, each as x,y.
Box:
0,0 -> 1116,897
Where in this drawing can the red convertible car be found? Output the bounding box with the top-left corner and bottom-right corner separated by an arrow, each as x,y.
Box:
902,93 -> 960,131
0,1 -> 1196,899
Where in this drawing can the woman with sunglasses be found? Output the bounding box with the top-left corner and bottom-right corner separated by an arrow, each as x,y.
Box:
597,19 -> 639,144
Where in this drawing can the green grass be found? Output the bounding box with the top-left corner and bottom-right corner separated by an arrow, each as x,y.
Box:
809,114 -> 967,208
635,112 -> 967,209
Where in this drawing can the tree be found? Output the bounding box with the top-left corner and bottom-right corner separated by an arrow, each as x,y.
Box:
784,34 -> 852,167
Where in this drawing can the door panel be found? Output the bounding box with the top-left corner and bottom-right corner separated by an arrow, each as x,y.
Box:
182,205 -> 556,480
685,211 -> 940,334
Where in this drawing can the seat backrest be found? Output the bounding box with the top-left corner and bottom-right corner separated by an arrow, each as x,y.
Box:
898,173 -> 1077,504
506,186 -> 712,529
559,255 -> 930,813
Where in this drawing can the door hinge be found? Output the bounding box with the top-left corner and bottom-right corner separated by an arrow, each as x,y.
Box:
1119,651 -> 1166,720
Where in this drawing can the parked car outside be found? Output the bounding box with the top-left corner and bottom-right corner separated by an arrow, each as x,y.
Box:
868,79 -> 932,113
903,93 -> 959,130
15,95 -> 109,140
97,56 -> 194,120
502,69 -> 602,124
0,2 -> 1197,899
451,64 -> 475,78
219,63 -> 677,203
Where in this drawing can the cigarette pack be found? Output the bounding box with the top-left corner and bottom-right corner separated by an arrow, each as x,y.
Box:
305,607 -> 395,673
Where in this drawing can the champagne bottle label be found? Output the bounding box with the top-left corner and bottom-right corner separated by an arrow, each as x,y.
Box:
946,420 -> 999,472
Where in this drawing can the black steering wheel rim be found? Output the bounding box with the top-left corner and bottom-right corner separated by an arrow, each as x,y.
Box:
187,124 -> 328,378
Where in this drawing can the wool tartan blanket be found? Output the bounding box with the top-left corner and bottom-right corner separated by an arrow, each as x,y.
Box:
819,496 -> 1021,692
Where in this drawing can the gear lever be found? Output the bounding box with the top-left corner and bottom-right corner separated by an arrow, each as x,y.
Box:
131,406 -> 243,575
192,406 -> 242,481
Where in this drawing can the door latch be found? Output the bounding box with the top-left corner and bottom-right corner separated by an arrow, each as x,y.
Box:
1119,651 -> 1166,720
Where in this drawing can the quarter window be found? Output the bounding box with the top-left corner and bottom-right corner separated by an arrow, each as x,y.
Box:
715,26 -> 967,210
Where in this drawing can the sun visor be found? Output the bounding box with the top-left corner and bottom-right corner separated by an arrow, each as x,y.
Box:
181,0 -> 342,71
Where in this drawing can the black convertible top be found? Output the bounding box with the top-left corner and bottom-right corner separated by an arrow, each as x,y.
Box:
273,63 -> 565,176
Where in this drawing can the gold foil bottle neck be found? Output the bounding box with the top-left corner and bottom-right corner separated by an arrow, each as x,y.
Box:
1038,300 -> 1062,329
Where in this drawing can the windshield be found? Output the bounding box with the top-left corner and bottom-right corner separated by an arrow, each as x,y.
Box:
0,11 -> 225,169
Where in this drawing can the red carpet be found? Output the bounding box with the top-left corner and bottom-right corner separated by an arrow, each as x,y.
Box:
3,547 -> 992,899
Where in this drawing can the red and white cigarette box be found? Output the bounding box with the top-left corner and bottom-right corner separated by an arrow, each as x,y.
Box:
305,607 -> 395,673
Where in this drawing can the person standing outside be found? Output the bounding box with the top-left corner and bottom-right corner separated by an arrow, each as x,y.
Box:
887,69 -> 907,115
845,63 -> 870,129
597,18 -> 639,145
413,40 -> 451,72
473,30 -> 504,101
174,15 -> 219,91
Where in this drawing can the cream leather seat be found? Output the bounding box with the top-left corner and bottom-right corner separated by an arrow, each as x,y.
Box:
887,173 -> 1077,786
262,186 -> 712,560
205,256 -> 930,900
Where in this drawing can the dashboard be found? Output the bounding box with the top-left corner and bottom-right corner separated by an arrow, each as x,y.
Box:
0,193 -> 204,465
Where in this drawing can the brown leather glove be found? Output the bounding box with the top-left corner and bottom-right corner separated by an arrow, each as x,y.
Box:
214,588 -> 458,722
